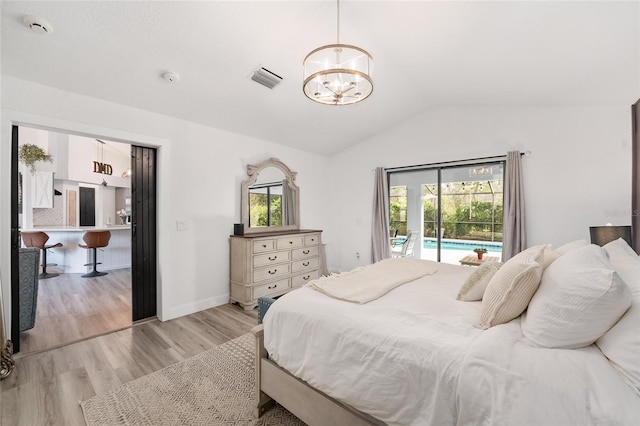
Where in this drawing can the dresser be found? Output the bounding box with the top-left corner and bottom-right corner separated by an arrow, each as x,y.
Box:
230,229 -> 324,310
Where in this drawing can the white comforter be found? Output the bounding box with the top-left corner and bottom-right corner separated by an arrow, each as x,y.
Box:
457,317 -> 640,426
265,261 -> 481,425
264,260 -> 640,425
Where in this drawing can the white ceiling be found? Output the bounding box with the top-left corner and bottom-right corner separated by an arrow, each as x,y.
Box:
2,1 -> 639,156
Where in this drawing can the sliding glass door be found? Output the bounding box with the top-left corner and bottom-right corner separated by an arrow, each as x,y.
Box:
389,169 -> 439,261
389,162 -> 504,264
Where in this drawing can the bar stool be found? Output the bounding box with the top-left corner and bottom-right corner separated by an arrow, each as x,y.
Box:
79,230 -> 111,278
21,231 -> 63,279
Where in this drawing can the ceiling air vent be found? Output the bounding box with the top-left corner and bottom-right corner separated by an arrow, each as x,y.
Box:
251,67 -> 283,89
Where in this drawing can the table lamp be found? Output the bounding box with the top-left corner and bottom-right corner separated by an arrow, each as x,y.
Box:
589,225 -> 632,247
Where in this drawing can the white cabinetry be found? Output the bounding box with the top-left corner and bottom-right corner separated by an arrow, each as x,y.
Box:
230,230 -> 323,310
31,171 -> 54,208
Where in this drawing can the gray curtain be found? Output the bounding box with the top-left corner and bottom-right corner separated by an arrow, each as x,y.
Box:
371,167 -> 391,262
502,151 -> 526,261
282,179 -> 295,226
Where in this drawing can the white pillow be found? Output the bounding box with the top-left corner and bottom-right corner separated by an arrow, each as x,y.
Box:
555,239 -> 589,255
457,262 -> 503,301
604,238 -> 640,272
596,266 -> 640,391
522,245 -> 632,349
476,247 -> 544,329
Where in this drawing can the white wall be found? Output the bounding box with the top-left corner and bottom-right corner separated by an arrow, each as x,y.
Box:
325,106 -> 634,272
2,77 -> 635,338
0,76 -> 331,338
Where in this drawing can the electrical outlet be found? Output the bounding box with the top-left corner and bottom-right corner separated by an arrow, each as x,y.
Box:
176,220 -> 187,231
356,252 -> 360,260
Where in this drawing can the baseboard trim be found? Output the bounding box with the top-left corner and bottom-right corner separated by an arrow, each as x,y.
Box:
163,294 -> 230,321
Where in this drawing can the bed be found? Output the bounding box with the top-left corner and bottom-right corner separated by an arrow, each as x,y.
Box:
253,240 -> 640,425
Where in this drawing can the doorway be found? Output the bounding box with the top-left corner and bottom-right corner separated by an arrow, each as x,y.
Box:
79,187 -> 96,226
10,125 -> 158,354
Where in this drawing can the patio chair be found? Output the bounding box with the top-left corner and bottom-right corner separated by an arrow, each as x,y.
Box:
391,231 -> 418,258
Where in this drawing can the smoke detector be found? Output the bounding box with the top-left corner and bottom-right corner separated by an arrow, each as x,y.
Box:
162,72 -> 180,83
22,15 -> 54,35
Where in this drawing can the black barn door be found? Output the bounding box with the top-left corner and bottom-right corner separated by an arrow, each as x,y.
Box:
10,126 -> 20,352
131,145 -> 157,321
633,99 -> 639,253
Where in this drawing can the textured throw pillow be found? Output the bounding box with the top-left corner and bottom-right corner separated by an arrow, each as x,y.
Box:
457,261 -> 503,301
596,266 -> 640,391
555,239 -> 589,255
522,245 -> 632,349
518,244 -> 560,270
476,247 -> 544,329
604,238 -> 640,272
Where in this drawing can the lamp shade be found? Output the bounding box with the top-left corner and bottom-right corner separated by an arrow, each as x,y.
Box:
589,226 -> 633,247
303,44 -> 373,106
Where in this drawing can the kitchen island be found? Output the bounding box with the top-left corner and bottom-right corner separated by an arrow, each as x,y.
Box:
21,225 -> 131,274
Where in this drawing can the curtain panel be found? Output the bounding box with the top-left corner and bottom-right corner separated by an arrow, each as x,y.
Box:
501,151 -> 526,261
371,167 -> 391,262
282,179 -> 295,226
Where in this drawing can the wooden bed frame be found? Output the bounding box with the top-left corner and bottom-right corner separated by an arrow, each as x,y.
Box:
252,325 -> 385,426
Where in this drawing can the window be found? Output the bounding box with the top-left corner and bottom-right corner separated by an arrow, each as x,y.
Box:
389,162 -> 504,264
248,183 -> 283,227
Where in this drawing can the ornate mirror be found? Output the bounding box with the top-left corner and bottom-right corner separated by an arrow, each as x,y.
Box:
241,158 -> 300,234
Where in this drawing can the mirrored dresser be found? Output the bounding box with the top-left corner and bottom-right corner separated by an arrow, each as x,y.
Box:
230,158 -> 326,310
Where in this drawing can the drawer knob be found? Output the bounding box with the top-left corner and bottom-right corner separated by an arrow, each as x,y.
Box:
268,269 -> 277,275
262,244 -> 267,248
311,238 -> 315,242
268,256 -> 277,261
303,261 -> 310,266
289,241 -> 293,244
303,250 -> 310,255
303,275 -> 311,280
268,284 -> 278,290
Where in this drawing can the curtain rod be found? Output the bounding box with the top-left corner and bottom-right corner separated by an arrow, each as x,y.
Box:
384,151 -> 530,173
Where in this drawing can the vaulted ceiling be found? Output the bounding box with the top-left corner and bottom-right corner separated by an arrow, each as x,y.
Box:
2,1 -> 638,155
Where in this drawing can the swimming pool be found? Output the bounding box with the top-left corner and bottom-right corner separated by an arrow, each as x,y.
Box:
424,239 -> 502,253
394,237 -> 502,253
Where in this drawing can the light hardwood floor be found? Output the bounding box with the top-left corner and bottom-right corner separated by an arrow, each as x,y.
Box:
1,303 -> 258,425
20,268 -> 132,355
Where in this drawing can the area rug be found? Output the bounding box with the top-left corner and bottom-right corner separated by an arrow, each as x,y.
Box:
81,333 -> 304,425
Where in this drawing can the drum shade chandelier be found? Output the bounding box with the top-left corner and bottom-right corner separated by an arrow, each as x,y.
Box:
303,0 -> 373,106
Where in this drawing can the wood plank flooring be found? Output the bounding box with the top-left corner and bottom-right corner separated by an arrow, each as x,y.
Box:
19,268 -> 132,355
1,303 -> 258,426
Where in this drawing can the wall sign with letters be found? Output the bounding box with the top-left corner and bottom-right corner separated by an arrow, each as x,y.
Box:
93,161 -> 113,175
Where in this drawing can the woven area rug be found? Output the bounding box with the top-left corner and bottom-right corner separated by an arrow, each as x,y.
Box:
81,333 -> 304,426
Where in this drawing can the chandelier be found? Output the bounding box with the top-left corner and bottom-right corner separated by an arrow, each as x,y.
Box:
303,0 -> 373,106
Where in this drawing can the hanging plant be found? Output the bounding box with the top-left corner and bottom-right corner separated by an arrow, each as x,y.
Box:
18,144 -> 53,173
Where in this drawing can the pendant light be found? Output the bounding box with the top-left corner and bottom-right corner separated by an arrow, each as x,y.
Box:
303,0 -> 373,106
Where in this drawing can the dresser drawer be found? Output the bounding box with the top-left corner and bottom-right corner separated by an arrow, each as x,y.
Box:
292,269 -> 321,287
292,257 -> 320,273
254,250 -> 290,268
291,246 -> 319,260
253,278 -> 290,299
304,234 -> 321,246
253,239 -> 276,253
253,263 -> 290,283
276,236 -> 304,250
